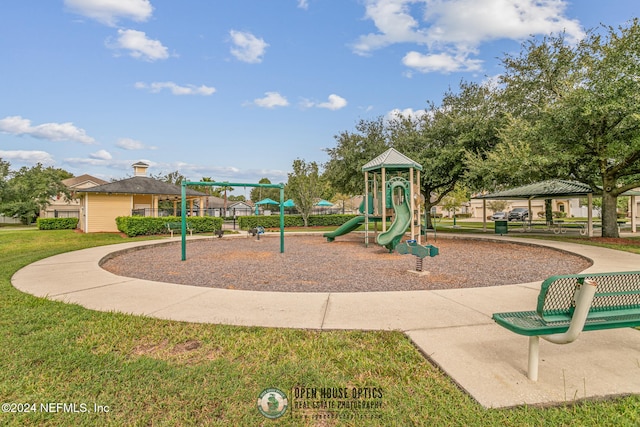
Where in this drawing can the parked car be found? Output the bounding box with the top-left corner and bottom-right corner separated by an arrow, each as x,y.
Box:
508,208 -> 529,221
490,212 -> 507,220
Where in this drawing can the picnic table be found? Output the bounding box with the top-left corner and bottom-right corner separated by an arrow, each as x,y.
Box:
515,220 -> 567,234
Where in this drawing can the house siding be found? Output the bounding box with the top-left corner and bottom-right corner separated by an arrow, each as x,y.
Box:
86,194 -> 131,232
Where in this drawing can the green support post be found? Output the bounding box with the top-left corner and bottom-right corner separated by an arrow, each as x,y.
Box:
279,184 -> 285,254
181,182 -> 187,261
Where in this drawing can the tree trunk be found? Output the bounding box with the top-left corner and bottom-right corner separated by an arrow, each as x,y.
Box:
601,189 -> 620,238
545,199 -> 553,223
424,201 -> 435,229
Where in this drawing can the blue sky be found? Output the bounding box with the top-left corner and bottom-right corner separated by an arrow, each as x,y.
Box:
1,1 -> 637,191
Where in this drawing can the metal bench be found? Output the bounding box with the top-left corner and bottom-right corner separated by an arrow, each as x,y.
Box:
166,221 -> 193,237
492,271 -> 640,381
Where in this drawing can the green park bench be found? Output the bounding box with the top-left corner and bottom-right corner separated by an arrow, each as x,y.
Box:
166,221 -> 193,238
492,271 -> 640,381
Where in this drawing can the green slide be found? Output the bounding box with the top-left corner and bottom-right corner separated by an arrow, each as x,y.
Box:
324,215 -> 365,241
377,185 -> 411,252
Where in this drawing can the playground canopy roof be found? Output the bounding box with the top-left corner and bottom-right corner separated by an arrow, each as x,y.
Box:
315,199 -> 333,206
362,148 -> 423,172
473,179 -> 594,200
283,199 -> 295,207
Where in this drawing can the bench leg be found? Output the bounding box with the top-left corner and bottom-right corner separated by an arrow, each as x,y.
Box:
528,336 -> 539,381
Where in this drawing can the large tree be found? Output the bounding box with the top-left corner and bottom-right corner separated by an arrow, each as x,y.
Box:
0,162 -> 72,224
0,158 -> 10,203
477,21 -> 640,237
323,117 -> 390,196
324,81 -> 502,226
286,159 -> 322,227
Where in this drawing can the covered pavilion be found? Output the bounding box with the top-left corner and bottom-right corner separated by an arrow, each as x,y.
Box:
474,179 -> 638,235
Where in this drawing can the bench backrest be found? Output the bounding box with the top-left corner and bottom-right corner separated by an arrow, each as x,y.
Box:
537,271 -> 640,322
166,221 -> 191,228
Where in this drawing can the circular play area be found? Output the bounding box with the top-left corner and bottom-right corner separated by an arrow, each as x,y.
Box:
100,234 -> 592,292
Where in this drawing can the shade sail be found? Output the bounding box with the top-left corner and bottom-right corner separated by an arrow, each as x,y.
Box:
255,198 -> 279,205
315,199 -> 334,206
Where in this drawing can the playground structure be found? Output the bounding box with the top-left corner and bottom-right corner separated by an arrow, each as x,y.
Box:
325,148 -> 425,252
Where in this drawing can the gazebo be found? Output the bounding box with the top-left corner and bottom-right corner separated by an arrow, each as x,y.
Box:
474,179 -> 638,236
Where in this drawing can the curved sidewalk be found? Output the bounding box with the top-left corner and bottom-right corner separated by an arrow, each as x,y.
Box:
11,234 -> 640,409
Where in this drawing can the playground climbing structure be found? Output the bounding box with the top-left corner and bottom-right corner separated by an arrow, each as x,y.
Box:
361,148 -> 423,251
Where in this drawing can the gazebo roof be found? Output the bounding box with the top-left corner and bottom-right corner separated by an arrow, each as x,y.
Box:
79,176 -> 206,197
474,179 -> 594,200
362,148 -> 423,172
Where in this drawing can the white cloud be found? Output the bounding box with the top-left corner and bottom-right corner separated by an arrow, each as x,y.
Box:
297,0 -> 309,9
64,0 -> 153,26
135,81 -> 216,96
352,0 -> 428,55
64,157 -> 130,168
0,150 -> 54,164
229,30 -> 269,63
402,51 -> 482,73
116,138 -> 156,150
90,149 -> 112,160
317,94 -> 348,110
0,116 -> 96,144
109,29 -> 169,61
386,107 -> 428,121
422,0 -> 583,46
252,92 -> 289,109
354,0 -> 584,73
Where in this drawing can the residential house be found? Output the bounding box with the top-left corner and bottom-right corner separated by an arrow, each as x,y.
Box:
41,174 -> 108,219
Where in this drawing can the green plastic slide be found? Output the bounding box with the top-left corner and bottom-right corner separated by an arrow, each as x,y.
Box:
376,185 -> 411,251
323,215 -> 365,241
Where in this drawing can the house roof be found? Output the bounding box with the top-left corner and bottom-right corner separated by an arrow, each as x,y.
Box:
204,196 -> 226,208
362,148 -> 423,172
79,176 -> 206,197
229,201 -> 254,208
62,174 -> 108,189
473,179 -> 594,200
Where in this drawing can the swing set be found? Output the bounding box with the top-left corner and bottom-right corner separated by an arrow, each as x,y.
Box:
179,181 -> 285,260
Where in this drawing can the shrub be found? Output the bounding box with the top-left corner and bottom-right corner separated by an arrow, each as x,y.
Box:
238,215 -> 302,229
37,217 -> 79,230
237,214 -> 360,230
116,216 -> 223,237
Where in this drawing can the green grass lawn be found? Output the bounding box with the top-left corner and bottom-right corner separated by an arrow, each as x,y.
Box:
1,229 -> 639,426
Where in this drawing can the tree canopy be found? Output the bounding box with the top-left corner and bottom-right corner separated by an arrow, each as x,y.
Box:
324,80 -> 502,225
0,160 -> 73,224
326,20 -> 640,237
286,159 -> 323,227
250,178 -> 281,202
469,20 -> 640,237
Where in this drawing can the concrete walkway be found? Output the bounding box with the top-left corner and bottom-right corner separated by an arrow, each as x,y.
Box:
11,233 -> 640,408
